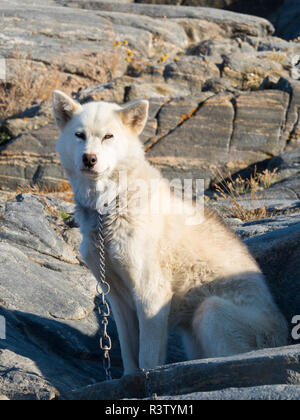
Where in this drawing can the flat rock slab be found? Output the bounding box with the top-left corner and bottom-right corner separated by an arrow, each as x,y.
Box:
154,385 -> 300,400
63,345 -> 300,400
61,1 -> 275,37
0,1 -> 129,83
0,123 -> 63,190
230,90 -> 289,156
235,213 -> 300,239
147,90 -> 290,187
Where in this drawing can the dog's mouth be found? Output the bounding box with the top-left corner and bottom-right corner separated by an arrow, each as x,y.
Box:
80,168 -> 99,177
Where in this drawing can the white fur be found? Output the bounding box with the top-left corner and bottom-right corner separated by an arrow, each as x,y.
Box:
53,91 -> 288,376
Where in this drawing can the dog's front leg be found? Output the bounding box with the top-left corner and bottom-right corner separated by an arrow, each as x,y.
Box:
108,290 -> 140,376
80,238 -> 140,374
136,288 -> 171,371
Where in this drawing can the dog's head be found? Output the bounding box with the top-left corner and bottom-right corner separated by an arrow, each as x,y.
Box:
52,90 -> 149,180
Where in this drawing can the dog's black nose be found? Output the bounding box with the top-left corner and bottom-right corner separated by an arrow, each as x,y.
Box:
82,153 -> 97,168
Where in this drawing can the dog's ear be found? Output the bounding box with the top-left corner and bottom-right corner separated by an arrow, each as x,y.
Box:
52,90 -> 82,131
118,100 -> 149,135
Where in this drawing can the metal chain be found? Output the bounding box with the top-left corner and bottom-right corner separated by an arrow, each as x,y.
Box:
96,212 -> 112,381
144,369 -> 158,400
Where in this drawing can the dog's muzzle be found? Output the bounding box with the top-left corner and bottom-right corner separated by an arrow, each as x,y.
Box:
82,153 -> 97,169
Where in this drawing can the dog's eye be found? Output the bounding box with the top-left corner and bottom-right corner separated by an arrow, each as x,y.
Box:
103,134 -> 114,141
75,132 -> 86,140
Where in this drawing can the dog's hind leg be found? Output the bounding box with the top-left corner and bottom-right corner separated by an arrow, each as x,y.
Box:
192,296 -> 287,359
192,296 -> 257,358
181,330 -> 203,361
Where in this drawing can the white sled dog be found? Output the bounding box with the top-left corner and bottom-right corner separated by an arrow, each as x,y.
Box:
53,90 -> 288,375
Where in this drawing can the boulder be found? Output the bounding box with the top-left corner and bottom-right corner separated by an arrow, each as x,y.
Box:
222,51 -> 293,90
163,56 -> 220,95
0,1 -> 126,86
147,90 -> 291,188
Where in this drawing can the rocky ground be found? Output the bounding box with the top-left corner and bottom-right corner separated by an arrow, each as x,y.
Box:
0,194 -> 300,400
0,0 -> 300,400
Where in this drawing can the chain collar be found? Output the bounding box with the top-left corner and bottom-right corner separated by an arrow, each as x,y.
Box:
96,212 -> 112,381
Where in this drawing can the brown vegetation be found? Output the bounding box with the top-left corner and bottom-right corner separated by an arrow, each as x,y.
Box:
212,166 -> 279,221
0,46 -> 62,122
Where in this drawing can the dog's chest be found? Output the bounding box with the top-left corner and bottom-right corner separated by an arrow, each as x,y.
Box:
78,205 -> 135,268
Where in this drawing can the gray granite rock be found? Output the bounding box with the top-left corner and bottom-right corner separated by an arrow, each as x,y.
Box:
154,385 -> 300,400
272,0 -> 300,41
147,90 -> 292,188
0,194 -> 115,399
0,123 -> 63,191
0,0 -> 299,193
60,1 -> 275,38
3,87 -> 297,191
163,56 -> 220,94
4,0 -> 273,88
267,146 -> 300,182
234,213 -> 300,239
270,77 -> 300,146
134,0 -> 284,21
211,146 -> 300,219
245,220 -> 300,339
63,345 -> 300,400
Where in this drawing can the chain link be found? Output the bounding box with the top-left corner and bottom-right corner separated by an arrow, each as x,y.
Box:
144,369 -> 158,400
96,212 -> 112,381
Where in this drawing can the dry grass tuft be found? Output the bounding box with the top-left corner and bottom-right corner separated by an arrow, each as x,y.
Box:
17,181 -> 74,213
0,46 -> 61,122
211,166 -> 279,221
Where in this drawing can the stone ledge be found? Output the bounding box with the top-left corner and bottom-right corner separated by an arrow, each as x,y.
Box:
62,344 -> 300,400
